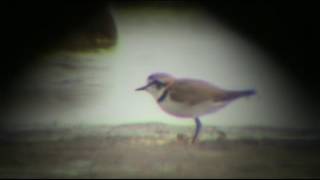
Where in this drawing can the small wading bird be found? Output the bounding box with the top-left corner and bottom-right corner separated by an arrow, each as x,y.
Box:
136,73 -> 256,144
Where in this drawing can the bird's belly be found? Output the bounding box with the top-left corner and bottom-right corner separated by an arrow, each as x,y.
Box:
158,98 -> 227,118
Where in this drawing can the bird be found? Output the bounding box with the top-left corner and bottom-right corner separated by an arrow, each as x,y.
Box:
136,72 -> 256,144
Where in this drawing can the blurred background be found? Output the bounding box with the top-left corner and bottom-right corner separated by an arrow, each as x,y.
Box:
0,1 -> 319,178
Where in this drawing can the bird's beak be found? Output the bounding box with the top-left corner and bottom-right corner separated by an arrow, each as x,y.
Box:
135,82 -> 154,91
135,85 -> 147,91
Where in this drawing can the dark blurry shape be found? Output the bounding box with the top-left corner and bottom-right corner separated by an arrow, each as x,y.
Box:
4,1 -> 117,55
59,7 -> 117,52
1,1 -> 117,113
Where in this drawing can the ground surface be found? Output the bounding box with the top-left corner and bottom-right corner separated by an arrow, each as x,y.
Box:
1,123 -> 319,178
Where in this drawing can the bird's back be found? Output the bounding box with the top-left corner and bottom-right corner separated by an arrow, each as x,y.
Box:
168,79 -> 234,106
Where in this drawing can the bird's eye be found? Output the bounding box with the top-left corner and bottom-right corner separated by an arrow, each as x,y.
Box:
154,80 -> 165,89
156,83 -> 162,89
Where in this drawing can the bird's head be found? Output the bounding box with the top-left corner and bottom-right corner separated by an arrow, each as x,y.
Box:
136,73 -> 175,99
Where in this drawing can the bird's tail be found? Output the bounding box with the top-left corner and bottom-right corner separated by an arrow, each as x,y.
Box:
237,89 -> 256,97
225,89 -> 256,101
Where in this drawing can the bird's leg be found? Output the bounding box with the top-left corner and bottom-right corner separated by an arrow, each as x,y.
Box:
192,117 -> 202,144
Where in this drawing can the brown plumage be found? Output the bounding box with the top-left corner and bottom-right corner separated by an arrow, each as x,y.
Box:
168,79 -> 245,106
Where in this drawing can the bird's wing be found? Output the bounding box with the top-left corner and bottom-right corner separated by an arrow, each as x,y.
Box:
169,79 -> 228,106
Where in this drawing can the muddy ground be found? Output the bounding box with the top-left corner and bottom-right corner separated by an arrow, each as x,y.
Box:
1,124 -> 319,178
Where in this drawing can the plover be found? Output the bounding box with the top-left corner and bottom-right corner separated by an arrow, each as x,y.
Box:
136,73 -> 256,144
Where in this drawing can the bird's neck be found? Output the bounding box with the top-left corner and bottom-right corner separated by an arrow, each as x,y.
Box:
150,88 -> 167,100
